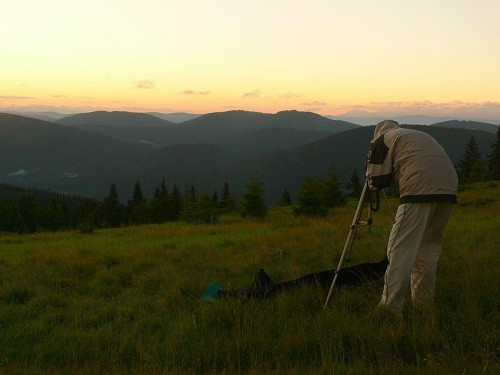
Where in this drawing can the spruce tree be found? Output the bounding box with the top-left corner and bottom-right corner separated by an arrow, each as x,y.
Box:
323,164 -> 346,207
345,169 -> 363,198
103,183 -> 123,227
127,180 -> 147,225
293,174 -> 328,217
131,180 -> 146,206
180,186 -> 198,223
277,188 -> 292,207
220,181 -> 236,212
189,186 -> 197,202
487,124 -> 500,180
199,192 -> 219,224
0,205 -> 25,233
241,177 -> 267,218
60,202 -> 70,229
152,179 -> 170,223
18,194 -> 38,233
456,135 -> 486,184
45,197 -> 60,231
170,185 -> 183,221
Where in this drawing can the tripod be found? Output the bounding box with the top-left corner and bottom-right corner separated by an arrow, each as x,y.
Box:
323,179 -> 394,309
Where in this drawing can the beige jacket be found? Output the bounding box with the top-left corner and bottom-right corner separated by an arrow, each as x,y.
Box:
366,120 -> 458,204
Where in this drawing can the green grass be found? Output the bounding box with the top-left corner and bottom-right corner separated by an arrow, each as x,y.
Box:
1,182 -> 499,374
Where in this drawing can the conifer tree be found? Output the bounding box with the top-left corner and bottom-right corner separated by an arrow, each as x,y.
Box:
277,188 -> 292,207
199,191 -> 219,224
18,194 -> 39,233
345,169 -> 363,198
0,205 -> 25,233
189,186 -> 197,202
456,135 -> 487,184
220,181 -> 236,212
131,180 -> 146,206
487,124 -> 500,180
153,179 -> 170,223
170,185 -> 183,221
180,186 -> 198,223
60,202 -> 71,229
323,163 -> 346,207
241,177 -> 267,218
103,183 -> 123,227
127,180 -> 147,225
293,174 -> 328,217
44,197 -> 60,231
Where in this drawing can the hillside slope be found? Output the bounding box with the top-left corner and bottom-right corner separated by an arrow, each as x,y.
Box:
177,110 -> 359,143
209,125 -> 497,203
2,113 -> 496,203
57,111 -> 175,127
0,113 -> 148,184
433,120 -> 499,134
52,110 -> 360,150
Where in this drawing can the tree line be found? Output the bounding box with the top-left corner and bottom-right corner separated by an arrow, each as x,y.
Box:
456,125 -> 500,184
0,180 -> 239,234
0,165 -> 358,234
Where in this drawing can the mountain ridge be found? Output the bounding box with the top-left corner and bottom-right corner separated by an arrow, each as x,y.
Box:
57,111 -> 175,127
1,112 -> 497,204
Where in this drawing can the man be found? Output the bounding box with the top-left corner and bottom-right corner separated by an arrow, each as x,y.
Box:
366,120 -> 458,318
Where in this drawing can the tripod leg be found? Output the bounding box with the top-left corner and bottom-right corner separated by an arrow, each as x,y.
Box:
323,180 -> 370,309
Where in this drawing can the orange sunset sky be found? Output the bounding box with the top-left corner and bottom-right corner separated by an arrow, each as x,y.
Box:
1,0 -> 500,118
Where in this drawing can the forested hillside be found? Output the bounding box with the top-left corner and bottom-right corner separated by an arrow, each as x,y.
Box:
1,112 -> 497,205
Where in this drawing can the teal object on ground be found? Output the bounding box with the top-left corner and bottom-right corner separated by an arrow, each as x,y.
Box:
200,283 -> 223,302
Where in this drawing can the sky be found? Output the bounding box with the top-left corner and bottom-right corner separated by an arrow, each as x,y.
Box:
1,0 -> 500,118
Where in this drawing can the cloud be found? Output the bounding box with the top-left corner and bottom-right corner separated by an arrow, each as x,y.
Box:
242,90 -> 261,98
135,80 -> 155,89
52,95 -> 68,98
279,92 -> 303,100
0,95 -> 35,100
182,90 -> 211,96
338,100 -> 500,119
302,101 -> 326,106
8,169 -> 28,176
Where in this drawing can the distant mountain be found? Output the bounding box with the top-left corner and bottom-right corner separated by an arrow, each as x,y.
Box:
57,111 -> 175,127
175,110 -> 360,143
327,113 -> 500,127
220,127 -> 332,156
58,123 -> 172,148
118,144 -> 244,178
0,113 -> 147,193
433,120 -> 499,134
53,110 -> 360,151
0,182 -> 95,206
147,112 -> 202,123
327,114 -> 459,126
5,111 -> 70,122
212,125 -> 497,203
2,113 -> 496,204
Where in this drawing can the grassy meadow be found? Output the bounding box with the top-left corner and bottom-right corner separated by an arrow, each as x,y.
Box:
1,182 -> 499,374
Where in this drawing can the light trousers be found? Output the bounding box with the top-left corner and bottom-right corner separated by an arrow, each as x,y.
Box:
379,201 -> 453,316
